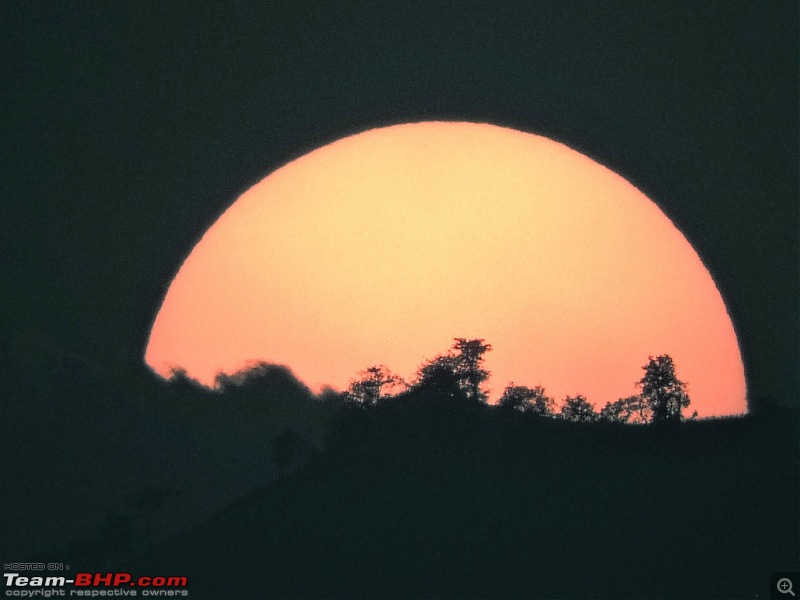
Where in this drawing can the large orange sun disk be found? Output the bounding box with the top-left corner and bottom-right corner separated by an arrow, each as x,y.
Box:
146,122 -> 746,417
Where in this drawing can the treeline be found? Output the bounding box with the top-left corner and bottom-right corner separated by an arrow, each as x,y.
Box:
158,338 -> 697,478
341,338 -> 695,425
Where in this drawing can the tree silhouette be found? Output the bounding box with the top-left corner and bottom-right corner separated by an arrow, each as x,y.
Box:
638,355 -> 690,424
560,395 -> 597,422
416,354 -> 456,382
214,362 -> 312,399
166,367 -> 209,394
598,398 -> 628,423
414,355 -> 465,401
345,365 -> 405,406
450,338 -> 492,401
599,395 -> 651,423
498,384 -> 554,416
414,339 -> 492,402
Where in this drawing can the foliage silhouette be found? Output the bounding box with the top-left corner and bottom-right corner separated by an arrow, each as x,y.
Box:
214,362 -> 314,401
560,394 -> 597,422
413,355 -> 466,402
498,384 -> 555,416
451,338 -> 492,401
598,397 -> 628,423
415,338 -> 492,402
599,395 -> 651,423
345,364 -> 405,406
638,355 -> 691,424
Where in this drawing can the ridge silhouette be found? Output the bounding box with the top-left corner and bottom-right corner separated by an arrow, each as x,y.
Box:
8,341 -> 797,599
139,394 -> 798,599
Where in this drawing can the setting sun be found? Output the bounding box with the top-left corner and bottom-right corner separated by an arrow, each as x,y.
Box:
146,122 -> 746,416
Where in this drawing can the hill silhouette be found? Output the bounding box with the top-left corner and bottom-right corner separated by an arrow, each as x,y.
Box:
0,340 -> 337,557
136,383 -> 799,599
6,337 -> 798,598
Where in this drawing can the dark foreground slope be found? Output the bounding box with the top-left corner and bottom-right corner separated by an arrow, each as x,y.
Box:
143,398 -> 798,599
0,343 -> 337,557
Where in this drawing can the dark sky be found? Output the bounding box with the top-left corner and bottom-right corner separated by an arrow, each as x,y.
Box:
2,1 -> 797,410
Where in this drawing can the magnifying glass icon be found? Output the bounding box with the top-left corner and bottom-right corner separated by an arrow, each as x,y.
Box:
778,578 -> 796,596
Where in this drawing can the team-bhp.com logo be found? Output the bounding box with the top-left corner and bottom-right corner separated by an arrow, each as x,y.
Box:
4,572 -> 188,597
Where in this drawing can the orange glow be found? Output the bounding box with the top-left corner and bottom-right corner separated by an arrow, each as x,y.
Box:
146,122 -> 747,416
